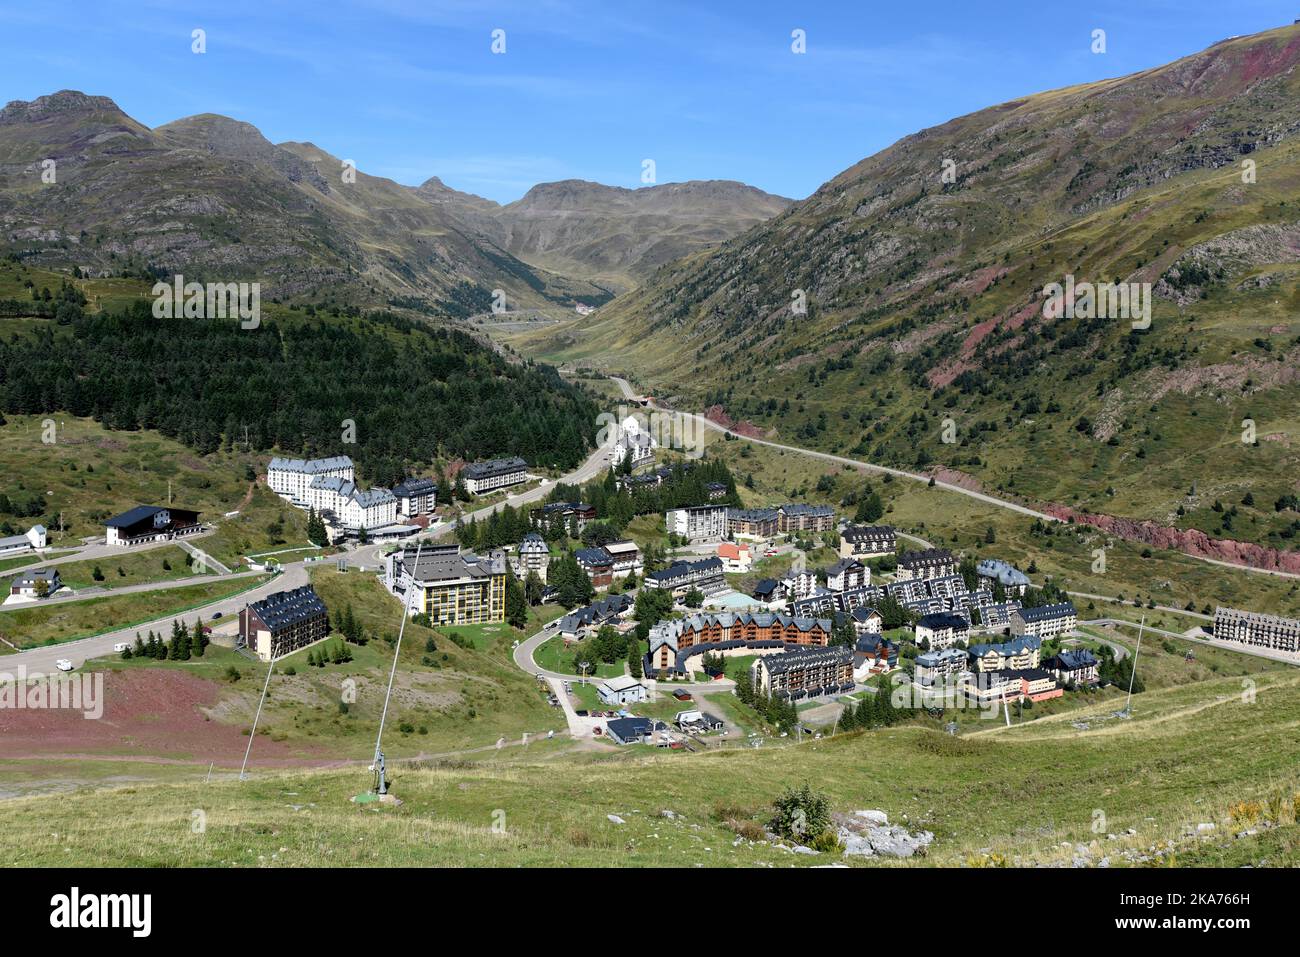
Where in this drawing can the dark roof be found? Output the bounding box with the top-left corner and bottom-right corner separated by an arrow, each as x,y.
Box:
606,717 -> 655,741
645,557 -> 723,584
462,457 -> 528,480
759,645 -> 854,676
249,585 -> 327,632
1051,650 -> 1099,671
1017,602 -> 1077,622
918,611 -> 968,630
842,524 -> 895,541
752,578 -> 779,597
898,548 -> 955,567
575,547 -> 613,567
392,477 -> 437,497
105,505 -> 199,529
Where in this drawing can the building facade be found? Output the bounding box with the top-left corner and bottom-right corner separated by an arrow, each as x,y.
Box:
511,532 -> 551,583
728,507 -> 780,540
268,456 -> 355,506
642,557 -> 726,596
1011,602 -> 1078,639
839,524 -> 896,559
461,457 -> 528,495
778,503 -> 836,534
1214,607 -> 1300,656
896,548 -> 957,581
104,506 -> 202,547
384,544 -> 506,625
753,645 -> 855,700
665,505 -> 729,542
391,477 -> 437,517
239,585 -> 330,662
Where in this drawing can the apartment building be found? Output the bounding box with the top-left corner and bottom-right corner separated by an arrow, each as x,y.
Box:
727,507 -> 780,540
384,544 -> 506,625
753,645 -> 855,700
975,558 -> 1031,597
896,548 -> 957,582
1213,607 -> 1300,656
267,455 -> 354,506
914,646 -> 969,686
391,477 -> 437,517
968,635 -> 1042,673
642,557 -> 726,596
511,532 -> 551,583
558,593 -> 634,641
665,504 -> 729,542
576,547 -> 616,589
778,503 -> 836,534
239,585 -> 330,662
1046,649 -> 1101,687
602,540 -> 643,578
461,456 -> 528,495
306,476 -> 396,531
825,558 -> 869,592
1011,602 -> 1078,639
915,611 -> 970,649
838,524 -> 896,559
647,611 -> 833,673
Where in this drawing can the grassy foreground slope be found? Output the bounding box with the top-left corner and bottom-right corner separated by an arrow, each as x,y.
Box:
3,669 -> 1299,867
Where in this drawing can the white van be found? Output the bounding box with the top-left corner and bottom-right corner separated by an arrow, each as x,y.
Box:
113,642 -> 130,653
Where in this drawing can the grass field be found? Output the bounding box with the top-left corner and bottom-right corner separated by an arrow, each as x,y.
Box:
0,576 -> 269,649
22,545 -> 209,591
3,667 -> 1299,866
0,414 -> 312,566
0,551 -> 76,575
533,635 -> 625,678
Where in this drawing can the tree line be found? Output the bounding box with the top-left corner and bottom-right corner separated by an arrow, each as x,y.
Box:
0,301 -> 600,485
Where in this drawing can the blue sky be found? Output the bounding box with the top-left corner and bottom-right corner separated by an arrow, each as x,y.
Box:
2,0 -> 1296,202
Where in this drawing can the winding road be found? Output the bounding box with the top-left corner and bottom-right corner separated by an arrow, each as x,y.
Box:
609,376 -> 1300,583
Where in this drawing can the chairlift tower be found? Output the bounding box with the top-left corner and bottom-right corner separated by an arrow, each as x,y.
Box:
367,542 -> 424,798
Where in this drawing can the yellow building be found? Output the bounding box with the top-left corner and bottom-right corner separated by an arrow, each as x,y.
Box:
385,544 -> 506,626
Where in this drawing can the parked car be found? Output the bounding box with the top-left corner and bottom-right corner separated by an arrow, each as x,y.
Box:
55,659 -> 74,672
113,642 -> 130,653
211,611 -> 222,619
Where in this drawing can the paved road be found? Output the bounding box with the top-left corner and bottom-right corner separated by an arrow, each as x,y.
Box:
610,376 -> 1058,522
0,564 -> 307,675
0,530 -> 218,579
1067,591 -> 1213,622
1087,616 -> 1300,668
610,376 -> 1300,583
3,569 -> 261,609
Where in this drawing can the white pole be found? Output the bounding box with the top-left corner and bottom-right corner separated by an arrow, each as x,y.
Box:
239,650 -> 277,780
1125,614 -> 1144,716
373,543 -> 423,775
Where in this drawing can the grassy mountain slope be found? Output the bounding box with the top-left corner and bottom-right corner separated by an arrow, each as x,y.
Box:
485,179 -> 792,293
0,92 -> 607,315
3,667 -> 1299,866
515,24 -> 1300,555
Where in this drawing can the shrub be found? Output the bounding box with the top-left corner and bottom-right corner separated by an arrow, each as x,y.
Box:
811,829 -> 844,854
769,783 -> 831,842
